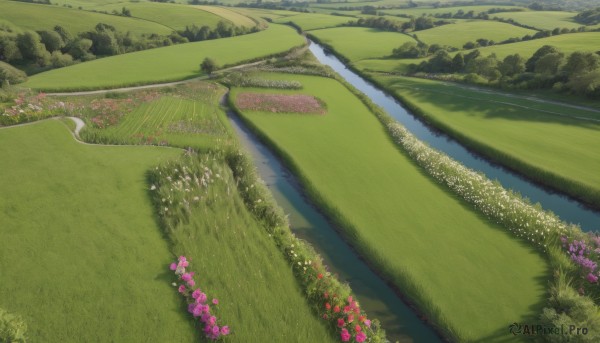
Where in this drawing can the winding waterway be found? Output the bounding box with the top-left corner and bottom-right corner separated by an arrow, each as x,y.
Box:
307,41 -> 600,232
227,111 -> 442,343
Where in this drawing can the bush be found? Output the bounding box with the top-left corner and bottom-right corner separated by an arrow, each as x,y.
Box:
0,308 -> 27,343
0,61 -> 27,84
200,57 -> 218,74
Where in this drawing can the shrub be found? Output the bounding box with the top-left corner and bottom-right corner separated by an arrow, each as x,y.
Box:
0,62 -> 27,85
200,57 -> 219,74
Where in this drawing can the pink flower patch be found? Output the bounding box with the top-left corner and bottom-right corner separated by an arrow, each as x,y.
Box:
236,93 -> 326,114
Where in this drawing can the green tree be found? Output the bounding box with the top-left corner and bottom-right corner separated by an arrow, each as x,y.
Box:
16,30 -> 50,66
0,35 -> 21,62
466,55 -> 501,80
535,52 -> 565,75
451,53 -> 465,72
38,30 -> 64,52
563,51 -> 600,76
526,45 -> 560,72
200,57 -> 218,74
499,54 -> 525,77
68,38 -> 94,61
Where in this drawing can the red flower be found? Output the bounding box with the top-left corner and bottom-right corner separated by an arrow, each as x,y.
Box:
337,318 -> 345,327
358,315 -> 366,323
325,303 -> 331,310
355,325 -> 362,332
333,305 -> 340,313
317,273 -> 323,279
343,306 -> 351,313
347,314 -> 354,323
347,296 -> 353,303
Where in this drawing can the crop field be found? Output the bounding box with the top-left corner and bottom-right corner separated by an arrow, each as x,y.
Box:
275,13 -> 354,31
81,83 -> 231,150
493,11 -> 584,30
229,7 -> 296,21
193,5 -> 257,27
0,120 -> 192,342
309,27 -> 417,61
24,24 -> 304,91
373,75 -> 600,207
0,0 -> 172,35
416,20 -> 536,48
90,2 -> 226,31
231,72 -> 549,342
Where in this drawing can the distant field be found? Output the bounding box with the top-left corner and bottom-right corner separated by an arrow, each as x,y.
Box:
381,5 -> 526,17
465,31 -> 600,59
275,13 -> 353,31
493,11 -> 583,30
0,120 -> 190,342
91,2 -> 226,30
229,7 -> 296,21
355,32 -> 600,73
24,24 -> 304,91
231,72 -> 549,342
375,75 -> 600,206
309,27 -> 416,61
0,0 -> 172,35
416,20 -> 536,48
193,5 -> 257,27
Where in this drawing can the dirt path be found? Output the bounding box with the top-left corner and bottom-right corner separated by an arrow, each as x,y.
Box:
46,61 -> 266,96
69,116 -> 85,138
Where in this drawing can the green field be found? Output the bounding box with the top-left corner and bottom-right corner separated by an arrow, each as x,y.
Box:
493,11 -> 584,30
91,2 -> 226,31
354,31 -> 600,73
380,5 -> 526,17
0,0 -> 172,35
231,72 -> 549,342
416,20 -> 536,48
309,27 -> 416,61
373,75 -> 600,208
24,24 -> 304,91
81,83 -> 231,150
194,5 -> 257,27
275,13 -> 354,31
0,120 -> 192,342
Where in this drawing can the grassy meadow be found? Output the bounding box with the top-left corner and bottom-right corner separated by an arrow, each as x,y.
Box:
416,20 -> 536,48
493,11 -> 585,30
275,13 -> 354,31
0,0 -> 172,35
230,72 -> 550,342
309,27 -> 416,61
0,120 -> 192,342
380,5 -> 526,16
373,75 -> 600,207
24,24 -> 304,91
193,5 -> 257,27
91,2 -> 227,31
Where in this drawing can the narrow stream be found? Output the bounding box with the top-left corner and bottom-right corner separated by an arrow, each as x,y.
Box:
308,41 -> 600,232
227,111 -> 442,343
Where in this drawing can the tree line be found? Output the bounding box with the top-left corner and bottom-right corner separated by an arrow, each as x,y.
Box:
0,20 -> 254,83
408,46 -> 600,98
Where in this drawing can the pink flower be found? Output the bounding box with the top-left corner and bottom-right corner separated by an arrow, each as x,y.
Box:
364,319 -> 371,327
212,325 -> 220,335
340,328 -> 351,342
169,263 -> 177,271
587,273 -> 598,283
337,318 -> 345,328
202,305 -> 211,314
347,314 -> 354,323
187,303 -> 195,313
178,285 -> 186,293
355,325 -> 362,332
355,332 -> 366,342
209,316 -> 217,326
196,293 -> 207,304
187,279 -> 195,287
201,313 -> 210,323
178,256 -> 187,262
192,289 -> 202,299
193,305 -> 202,317
181,260 -> 189,268
182,273 -> 192,282
212,298 -> 219,305
221,326 -> 230,335
347,296 -> 353,303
